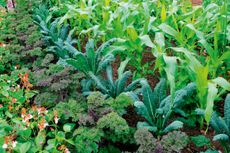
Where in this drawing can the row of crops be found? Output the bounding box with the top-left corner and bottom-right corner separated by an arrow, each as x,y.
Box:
0,0 -> 229,152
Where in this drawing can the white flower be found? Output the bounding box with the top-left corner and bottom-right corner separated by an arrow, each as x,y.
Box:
44,123 -> 49,128
65,148 -> 71,153
12,141 -> 17,148
2,143 -> 7,149
54,117 -> 59,124
22,114 -> 33,122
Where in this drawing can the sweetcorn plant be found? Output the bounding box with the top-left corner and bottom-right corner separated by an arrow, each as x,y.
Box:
134,78 -> 196,136
210,94 -> 230,152
172,47 -> 230,128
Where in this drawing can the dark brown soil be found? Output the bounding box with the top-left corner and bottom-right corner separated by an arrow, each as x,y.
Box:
141,51 -> 159,87
123,106 -> 145,128
182,126 -> 224,153
191,0 -> 202,5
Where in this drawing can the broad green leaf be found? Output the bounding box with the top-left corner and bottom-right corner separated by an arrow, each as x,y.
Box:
205,83 -> 218,125
163,121 -> 183,133
127,26 -> 138,41
140,79 -> 156,120
66,55 -> 89,74
155,32 -> 165,49
19,142 -> 31,153
159,23 -> 178,38
35,132 -> 46,149
212,77 -> 230,91
86,39 -> 96,72
137,122 -> 157,132
224,94 -> 230,130
163,56 -> 177,101
89,72 -> 108,94
134,101 -> 153,125
161,4 -> 166,22
117,58 -> 130,79
196,65 -> 209,109
116,71 -> 132,95
139,35 -> 155,48
213,134 -> 229,141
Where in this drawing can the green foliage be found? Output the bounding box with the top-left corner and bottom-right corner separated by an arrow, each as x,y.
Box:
172,47 -> 230,128
134,128 -> 189,153
1,0 -> 229,152
89,58 -> 142,98
87,92 -> 133,118
201,149 -> 219,153
32,64 -> 84,106
191,135 -> 211,147
210,94 -> 230,152
134,78 -> 196,136
161,131 -> 189,152
66,38 -> 117,76
54,99 -> 87,122
34,5 -> 77,60
0,0 -> 6,7
97,112 -> 135,143
99,145 -> 120,153
74,127 -> 104,153
134,128 -> 158,153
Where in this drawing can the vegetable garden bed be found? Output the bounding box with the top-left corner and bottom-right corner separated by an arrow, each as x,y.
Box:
0,0 -> 229,152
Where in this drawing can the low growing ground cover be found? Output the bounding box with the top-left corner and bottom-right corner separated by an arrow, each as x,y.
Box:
0,0 -> 229,152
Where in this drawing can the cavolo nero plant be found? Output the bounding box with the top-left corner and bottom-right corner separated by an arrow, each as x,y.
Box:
88,58 -> 143,98
65,38 -> 118,77
134,78 -> 196,137
210,94 -> 230,152
34,5 -> 77,60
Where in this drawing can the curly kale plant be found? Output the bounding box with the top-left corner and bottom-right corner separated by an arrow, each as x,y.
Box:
82,92 -> 133,124
33,64 -> 83,106
88,58 -> 142,98
54,99 -> 87,122
210,94 -> 230,152
134,128 -> 189,153
134,78 -> 196,136
97,112 -> 135,144
73,127 -> 104,153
